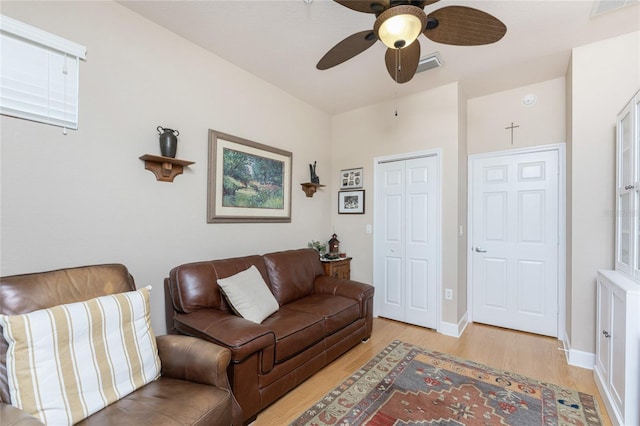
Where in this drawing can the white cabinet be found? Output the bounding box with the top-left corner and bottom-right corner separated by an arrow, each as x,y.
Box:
615,91 -> 640,280
594,270 -> 639,426
596,92 -> 640,426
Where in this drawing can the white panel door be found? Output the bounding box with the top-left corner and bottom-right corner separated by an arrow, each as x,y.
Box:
471,149 -> 559,337
377,160 -> 405,322
376,155 -> 438,329
405,158 -> 438,327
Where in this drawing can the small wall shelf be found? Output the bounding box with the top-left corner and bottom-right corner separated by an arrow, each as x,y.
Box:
301,182 -> 325,197
139,154 -> 194,182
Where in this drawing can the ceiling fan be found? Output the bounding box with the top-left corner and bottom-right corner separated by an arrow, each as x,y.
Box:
317,0 -> 507,83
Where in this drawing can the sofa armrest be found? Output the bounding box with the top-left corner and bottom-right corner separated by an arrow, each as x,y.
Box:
315,276 -> 374,339
314,275 -> 375,307
173,309 -> 275,366
156,334 -> 230,387
0,403 -> 45,426
156,334 -> 244,426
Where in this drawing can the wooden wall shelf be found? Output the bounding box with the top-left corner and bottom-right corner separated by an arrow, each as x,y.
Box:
140,154 -> 194,182
301,182 -> 325,197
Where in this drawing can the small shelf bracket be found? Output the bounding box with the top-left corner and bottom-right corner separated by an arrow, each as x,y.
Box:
300,182 -> 325,197
139,154 -> 195,182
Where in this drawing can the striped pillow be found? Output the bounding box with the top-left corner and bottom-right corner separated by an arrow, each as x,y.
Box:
0,286 -> 161,426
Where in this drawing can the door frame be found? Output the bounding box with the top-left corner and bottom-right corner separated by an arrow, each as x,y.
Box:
373,148 -> 443,331
467,143 -> 566,339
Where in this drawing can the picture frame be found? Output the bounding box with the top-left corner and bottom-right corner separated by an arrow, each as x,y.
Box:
339,167 -> 363,189
207,129 -> 292,223
338,190 -> 365,214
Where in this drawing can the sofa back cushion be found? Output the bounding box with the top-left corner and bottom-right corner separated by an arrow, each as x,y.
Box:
0,264 -> 136,404
169,256 -> 271,314
0,264 -> 136,317
263,249 -> 324,305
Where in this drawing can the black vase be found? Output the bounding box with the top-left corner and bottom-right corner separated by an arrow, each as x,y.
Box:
157,126 -> 179,158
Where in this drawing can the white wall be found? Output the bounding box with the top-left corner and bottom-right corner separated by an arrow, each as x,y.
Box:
331,83 -> 464,325
565,59 -> 574,340
457,86 -> 468,319
0,1 -> 332,334
568,31 -> 640,352
468,78 -> 567,155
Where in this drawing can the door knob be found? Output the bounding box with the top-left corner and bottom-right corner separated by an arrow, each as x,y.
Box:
474,247 -> 487,253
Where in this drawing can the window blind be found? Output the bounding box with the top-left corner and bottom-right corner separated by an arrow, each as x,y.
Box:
0,15 -> 86,130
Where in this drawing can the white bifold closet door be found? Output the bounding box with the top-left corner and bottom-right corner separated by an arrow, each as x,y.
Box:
375,155 -> 438,329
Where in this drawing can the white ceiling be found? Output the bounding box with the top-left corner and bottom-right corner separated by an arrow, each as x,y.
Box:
118,0 -> 639,114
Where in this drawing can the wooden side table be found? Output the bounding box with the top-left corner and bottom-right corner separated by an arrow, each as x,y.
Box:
321,257 -> 352,280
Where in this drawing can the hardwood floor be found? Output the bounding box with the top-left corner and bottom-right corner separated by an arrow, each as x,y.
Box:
254,317 -> 611,425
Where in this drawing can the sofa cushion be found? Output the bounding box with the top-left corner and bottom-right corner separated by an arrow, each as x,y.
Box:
169,256 -> 270,314
285,294 -> 360,335
74,377 -> 231,426
217,265 -> 279,323
262,307 -> 325,363
0,287 -> 160,425
263,249 -> 324,305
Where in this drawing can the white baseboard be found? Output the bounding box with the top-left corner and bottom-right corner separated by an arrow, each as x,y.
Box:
561,332 -> 595,370
439,312 -> 468,338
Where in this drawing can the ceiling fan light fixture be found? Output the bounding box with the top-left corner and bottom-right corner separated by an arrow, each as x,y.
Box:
374,5 -> 427,49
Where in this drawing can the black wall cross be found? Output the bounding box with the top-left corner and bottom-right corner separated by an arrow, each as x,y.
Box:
505,122 -> 520,145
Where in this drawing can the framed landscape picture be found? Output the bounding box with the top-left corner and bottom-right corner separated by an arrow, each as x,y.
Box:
208,130 -> 292,223
338,190 -> 365,214
339,167 -> 363,189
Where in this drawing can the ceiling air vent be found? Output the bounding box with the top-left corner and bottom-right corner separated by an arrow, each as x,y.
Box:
591,0 -> 638,16
416,52 -> 442,74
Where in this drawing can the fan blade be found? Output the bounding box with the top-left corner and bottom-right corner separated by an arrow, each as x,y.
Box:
384,41 -> 420,84
317,30 -> 378,70
414,0 -> 439,8
424,6 -> 506,46
334,0 -> 389,14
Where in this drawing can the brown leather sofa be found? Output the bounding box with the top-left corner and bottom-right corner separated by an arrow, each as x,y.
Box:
166,248 -> 375,424
0,264 -> 241,426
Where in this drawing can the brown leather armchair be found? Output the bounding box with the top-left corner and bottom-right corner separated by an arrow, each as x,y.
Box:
0,264 -> 242,426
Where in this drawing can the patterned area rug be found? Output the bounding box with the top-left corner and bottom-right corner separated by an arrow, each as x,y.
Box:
291,340 -> 602,426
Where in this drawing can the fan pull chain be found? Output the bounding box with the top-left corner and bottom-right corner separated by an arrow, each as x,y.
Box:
395,90 -> 398,117
394,49 -> 400,116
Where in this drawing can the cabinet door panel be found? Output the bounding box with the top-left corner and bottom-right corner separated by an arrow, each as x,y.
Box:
617,192 -> 633,271
634,94 -> 640,279
595,279 -> 611,376
619,109 -> 633,186
636,191 -> 640,279
615,93 -> 639,277
610,287 -> 627,414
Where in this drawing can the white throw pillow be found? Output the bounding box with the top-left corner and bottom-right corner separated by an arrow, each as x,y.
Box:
217,265 -> 279,323
0,286 -> 161,426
